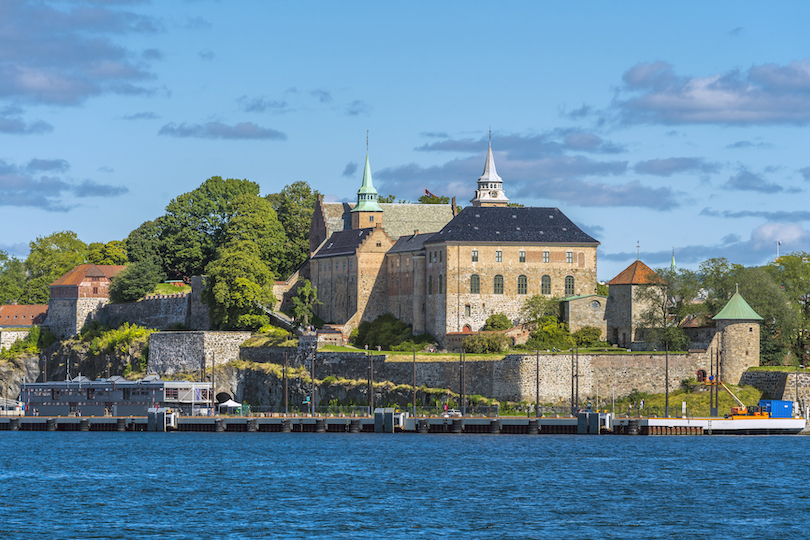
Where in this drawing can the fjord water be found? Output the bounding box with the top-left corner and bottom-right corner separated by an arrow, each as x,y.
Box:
0,432 -> 807,539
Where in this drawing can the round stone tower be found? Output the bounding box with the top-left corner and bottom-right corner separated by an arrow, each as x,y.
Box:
712,289 -> 763,385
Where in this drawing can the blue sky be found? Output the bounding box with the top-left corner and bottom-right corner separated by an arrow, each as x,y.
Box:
2,1 -> 810,281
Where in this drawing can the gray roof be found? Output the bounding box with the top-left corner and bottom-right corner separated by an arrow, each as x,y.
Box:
388,232 -> 436,254
424,207 -> 599,245
312,228 -> 373,259
321,202 -> 454,241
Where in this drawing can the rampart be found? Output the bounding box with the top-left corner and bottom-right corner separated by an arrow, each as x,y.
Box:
148,331 -> 252,375
100,295 -> 189,330
0,329 -> 30,351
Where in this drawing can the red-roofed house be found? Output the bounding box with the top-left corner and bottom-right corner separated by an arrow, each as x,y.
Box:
0,304 -> 48,351
46,264 -> 126,338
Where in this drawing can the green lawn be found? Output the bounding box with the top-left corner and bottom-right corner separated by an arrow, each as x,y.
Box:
151,283 -> 191,295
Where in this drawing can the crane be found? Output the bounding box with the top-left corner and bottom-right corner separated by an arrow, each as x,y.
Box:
713,381 -> 769,418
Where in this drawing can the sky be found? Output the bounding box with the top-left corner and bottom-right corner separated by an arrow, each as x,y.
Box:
2,1 -> 810,281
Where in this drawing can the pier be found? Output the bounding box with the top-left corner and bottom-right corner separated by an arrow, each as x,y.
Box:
0,412 -> 804,434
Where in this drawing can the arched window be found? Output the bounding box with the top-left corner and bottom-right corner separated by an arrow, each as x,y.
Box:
541,275 -> 551,295
517,275 -> 527,295
565,275 -> 574,296
494,275 -> 504,294
470,274 -> 480,294
428,275 -> 433,295
438,275 -> 443,294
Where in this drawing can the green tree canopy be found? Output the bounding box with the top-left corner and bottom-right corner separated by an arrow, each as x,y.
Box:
418,193 -> 450,204
520,295 -> 561,323
22,231 -> 87,304
87,240 -> 128,266
526,316 -> 575,350
266,181 -> 319,279
108,259 -> 166,303
160,176 -> 260,279
0,251 -> 26,305
292,278 -> 321,327
222,194 -> 287,277
203,241 -> 276,330
126,219 -> 164,266
482,313 -> 512,331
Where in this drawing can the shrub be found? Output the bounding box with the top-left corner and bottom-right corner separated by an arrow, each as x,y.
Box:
462,333 -> 510,353
572,326 -> 603,347
84,322 -> 154,356
482,313 -> 512,331
526,316 -> 574,350
351,314 -> 433,350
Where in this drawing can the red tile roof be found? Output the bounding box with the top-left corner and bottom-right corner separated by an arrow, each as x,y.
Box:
0,304 -> 48,327
50,264 -> 127,287
607,260 -> 663,285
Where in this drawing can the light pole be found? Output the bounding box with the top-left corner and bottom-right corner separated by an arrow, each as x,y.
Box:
412,347 -> 417,417
535,349 -> 540,418
665,343 -> 670,418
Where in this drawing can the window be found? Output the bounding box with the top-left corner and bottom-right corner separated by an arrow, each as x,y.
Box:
496,250 -> 502,262
369,215 -> 374,222
328,261 -> 332,270
541,275 -> 551,295
565,275 -> 575,296
428,275 -> 433,295
92,287 -> 98,294
519,251 -> 526,263
470,274 -> 480,294
349,260 -> 353,270
439,251 -> 442,263
343,261 -> 346,270
494,275 -> 504,294
566,251 -> 573,264
543,251 -> 550,263
165,388 -> 178,400
465,305 -> 471,317
438,275 -> 443,294
376,241 -> 381,247
472,250 -> 478,262
518,275 -> 527,295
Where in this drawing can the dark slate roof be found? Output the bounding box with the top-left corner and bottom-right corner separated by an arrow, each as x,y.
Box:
388,232 -> 436,254
424,207 -> 599,245
311,228 -> 373,259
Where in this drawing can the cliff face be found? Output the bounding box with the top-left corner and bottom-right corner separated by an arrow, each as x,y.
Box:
0,356 -> 41,402
41,339 -> 149,382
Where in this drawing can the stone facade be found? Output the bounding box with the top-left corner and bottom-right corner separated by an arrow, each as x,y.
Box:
0,329 -> 30,351
716,320 -> 760,385
563,295 -> 608,337
148,331 -> 252,376
100,295 -> 188,329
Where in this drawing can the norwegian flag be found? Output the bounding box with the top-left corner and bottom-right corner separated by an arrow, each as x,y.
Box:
425,189 -> 438,198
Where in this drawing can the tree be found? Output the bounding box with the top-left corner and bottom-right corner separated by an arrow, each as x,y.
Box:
108,259 -> 166,303
203,241 -> 276,330
0,251 -> 26,305
520,295 -> 561,323
159,176 -> 261,279
126,219 -> 164,266
418,193 -> 450,204
572,326 -> 603,347
766,252 -> 810,363
526,316 -> 575,350
87,240 -> 127,265
292,278 -> 321,327
266,181 -> 320,279
633,267 -> 692,351
482,313 -> 512,331
22,231 -> 87,304
596,282 -> 609,296
221,194 -> 287,277
378,194 -> 409,203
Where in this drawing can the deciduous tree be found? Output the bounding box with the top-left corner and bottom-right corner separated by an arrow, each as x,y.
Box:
0,251 -> 26,305
108,259 -> 166,303
22,231 -> 87,304
87,240 -> 127,266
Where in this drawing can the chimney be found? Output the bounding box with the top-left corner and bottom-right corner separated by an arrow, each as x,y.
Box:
413,229 -> 419,237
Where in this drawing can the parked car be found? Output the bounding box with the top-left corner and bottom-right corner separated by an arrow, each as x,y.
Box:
441,409 -> 462,418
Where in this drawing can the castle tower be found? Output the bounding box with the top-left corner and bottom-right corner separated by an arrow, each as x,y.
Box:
351,153 -> 384,229
712,289 -> 763,385
470,141 -> 509,207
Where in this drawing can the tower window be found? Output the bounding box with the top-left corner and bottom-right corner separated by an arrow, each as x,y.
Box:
543,251 -> 550,263
494,275 -> 504,294
471,274 -> 480,294
439,251 -> 442,263
496,250 -> 502,263
465,305 -> 471,317
438,275 -> 443,294
472,250 -> 478,262
519,251 -> 526,263
518,275 -> 527,295
369,216 -> 374,222
541,275 -> 551,295
428,275 -> 433,295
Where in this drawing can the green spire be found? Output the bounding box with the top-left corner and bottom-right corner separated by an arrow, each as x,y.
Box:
713,289 -> 763,321
671,248 -> 676,272
352,153 -> 383,212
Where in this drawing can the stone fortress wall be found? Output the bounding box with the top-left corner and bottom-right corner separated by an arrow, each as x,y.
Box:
0,329 -> 31,351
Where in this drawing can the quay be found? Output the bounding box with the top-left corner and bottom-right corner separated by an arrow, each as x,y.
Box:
0,411 -> 804,435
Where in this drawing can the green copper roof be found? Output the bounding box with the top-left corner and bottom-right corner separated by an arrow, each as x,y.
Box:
352,153 -> 383,212
712,292 -> 763,321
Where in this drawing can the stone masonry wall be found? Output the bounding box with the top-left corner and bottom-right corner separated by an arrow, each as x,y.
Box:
100,295 -> 189,330
148,331 -> 251,375
0,329 -> 30,351
45,298 -> 77,339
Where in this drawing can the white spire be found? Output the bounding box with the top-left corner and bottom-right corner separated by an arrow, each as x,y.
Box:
471,137 -> 509,207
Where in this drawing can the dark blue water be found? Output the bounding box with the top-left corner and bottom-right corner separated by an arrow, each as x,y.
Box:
0,433 -> 807,539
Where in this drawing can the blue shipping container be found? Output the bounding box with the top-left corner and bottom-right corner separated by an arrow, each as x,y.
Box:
759,399 -> 793,418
